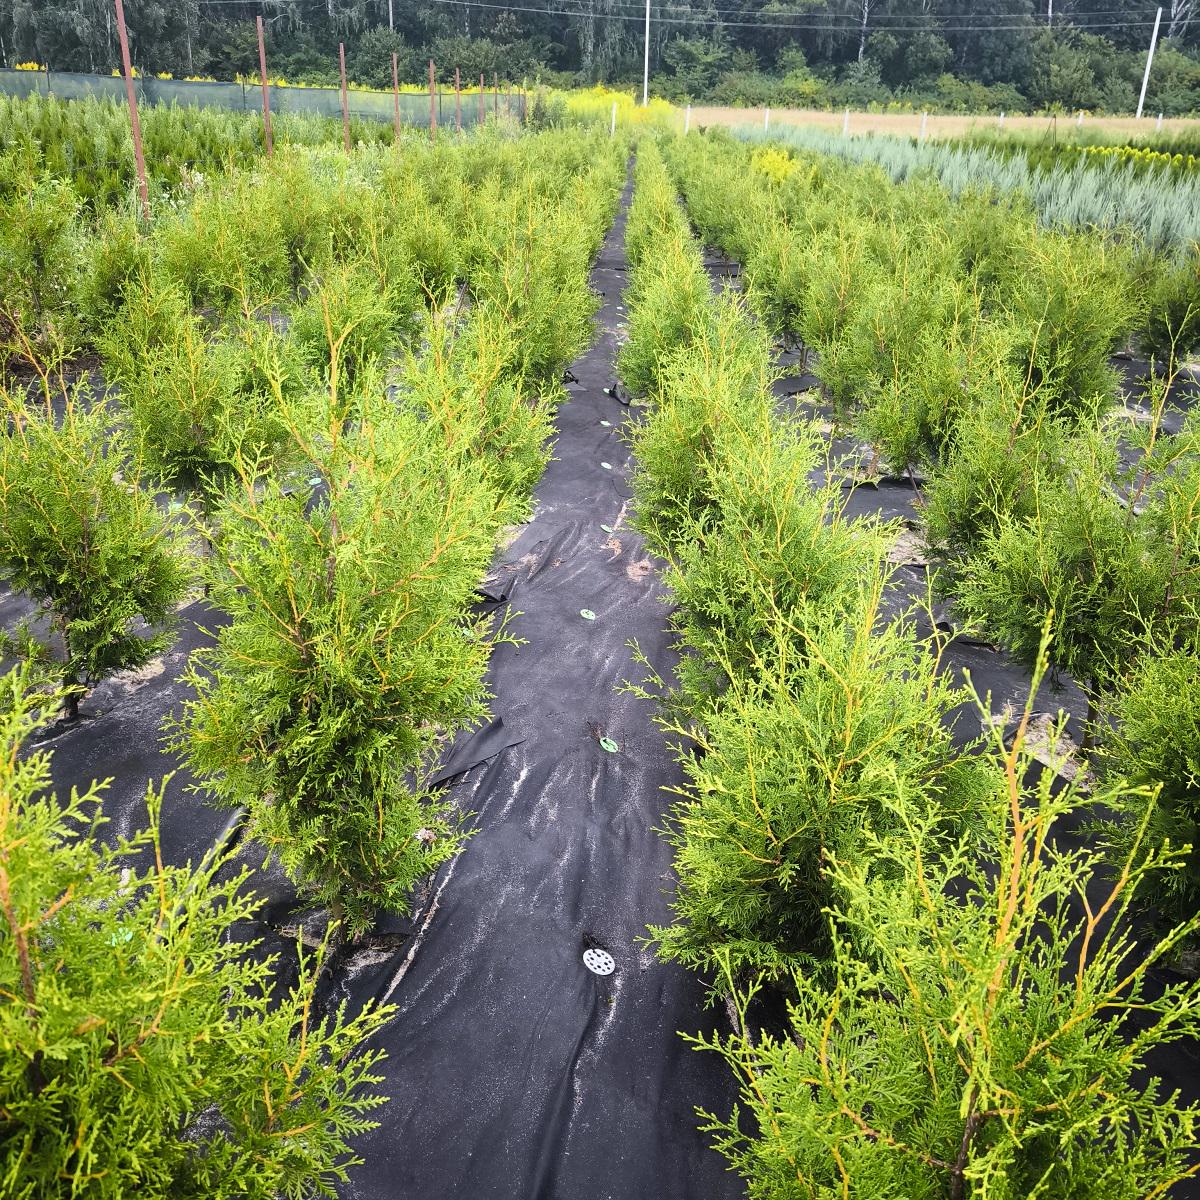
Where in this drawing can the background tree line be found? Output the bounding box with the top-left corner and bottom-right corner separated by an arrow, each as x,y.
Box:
0,2 -> 1199,117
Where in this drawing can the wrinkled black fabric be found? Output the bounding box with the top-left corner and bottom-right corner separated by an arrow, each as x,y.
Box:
338,176 -> 744,1200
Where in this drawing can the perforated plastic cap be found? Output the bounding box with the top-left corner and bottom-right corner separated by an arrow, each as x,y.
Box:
583,948 -> 615,976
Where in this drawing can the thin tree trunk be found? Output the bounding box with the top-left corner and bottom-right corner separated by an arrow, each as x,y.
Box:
948,1086 -> 982,1200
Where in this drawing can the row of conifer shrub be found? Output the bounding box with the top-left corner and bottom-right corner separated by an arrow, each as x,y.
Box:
621,138 -> 1200,1198
0,127 -> 626,1195
670,130 -> 1200,950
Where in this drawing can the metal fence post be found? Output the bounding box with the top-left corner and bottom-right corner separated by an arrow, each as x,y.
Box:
256,16 -> 273,157
338,42 -> 350,153
392,52 -> 401,142
428,59 -> 437,139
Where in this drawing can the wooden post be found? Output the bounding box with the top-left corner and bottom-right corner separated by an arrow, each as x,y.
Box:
478,73 -> 485,126
113,0 -> 149,221
338,42 -> 350,153
455,67 -> 462,132
428,59 -> 437,140
256,16 -> 273,157
493,73 -> 498,117
391,51 -> 401,143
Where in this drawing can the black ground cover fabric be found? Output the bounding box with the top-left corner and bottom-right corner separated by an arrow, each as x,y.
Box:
340,175 -> 744,1200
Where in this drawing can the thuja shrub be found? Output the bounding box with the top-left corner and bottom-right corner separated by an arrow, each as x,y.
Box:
1100,639 -> 1200,936
0,392 -> 189,718
100,279 -> 286,510
618,150 -> 715,400
0,663 -> 391,1199
996,229 -> 1137,419
290,256 -> 423,392
858,309 -> 1001,476
650,584 -> 983,980
400,307 -> 553,515
76,207 -> 152,332
625,295 -> 771,553
0,172 -> 84,365
173,372 -> 497,937
466,192 -> 600,393
921,382 -> 1070,584
742,224 -> 810,342
1139,249 -> 1200,363
693,673 -> 1200,1200
664,411 -> 888,700
955,427 -> 1189,703
618,234 -> 714,398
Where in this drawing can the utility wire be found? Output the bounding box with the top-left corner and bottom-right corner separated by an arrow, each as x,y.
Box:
196,0 -> 1165,26
383,0 -> 1164,30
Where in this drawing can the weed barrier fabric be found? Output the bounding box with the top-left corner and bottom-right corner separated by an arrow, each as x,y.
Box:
333,179 -> 744,1199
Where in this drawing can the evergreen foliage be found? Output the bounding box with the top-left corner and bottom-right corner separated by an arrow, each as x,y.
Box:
172,364 -> 497,939
691,670 -> 1200,1200
1101,638 -> 1200,936
100,278 -> 287,507
0,663 -> 392,1199
650,590 -> 983,979
0,391 -> 189,718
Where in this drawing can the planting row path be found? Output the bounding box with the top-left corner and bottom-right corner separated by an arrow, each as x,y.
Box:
344,173 -> 743,1198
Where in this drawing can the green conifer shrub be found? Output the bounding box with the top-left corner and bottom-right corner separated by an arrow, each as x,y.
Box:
1139,249 -> 1200,363
0,173 -> 84,370
743,225 -> 810,342
400,308 -> 553,514
955,426 -> 1195,720
1100,639 -> 1200,938
626,295 -> 773,553
997,230 -> 1136,419
466,195 -> 600,393
858,310 -> 998,476
690,669 -> 1200,1200
617,146 -> 715,398
618,236 -> 714,398
76,207 -> 151,333
662,410 -> 887,699
290,257 -> 422,392
172,369 -> 497,938
0,392 -> 189,718
100,279 -> 286,512
921,382 -> 1070,584
0,663 -> 391,1200
650,586 -> 981,980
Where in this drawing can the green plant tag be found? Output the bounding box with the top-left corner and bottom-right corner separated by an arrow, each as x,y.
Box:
580,609 -> 597,620
599,737 -> 619,753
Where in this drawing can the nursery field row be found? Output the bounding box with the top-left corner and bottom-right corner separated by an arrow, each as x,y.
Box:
615,137 -> 1200,1195
0,91 -> 535,212
0,126 -> 629,1195
740,121 -> 1200,254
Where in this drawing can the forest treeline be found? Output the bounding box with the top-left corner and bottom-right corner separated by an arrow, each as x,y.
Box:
2,3 -> 1200,116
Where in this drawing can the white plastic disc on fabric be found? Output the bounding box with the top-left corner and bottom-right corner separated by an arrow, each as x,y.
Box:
583,948 -> 615,976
